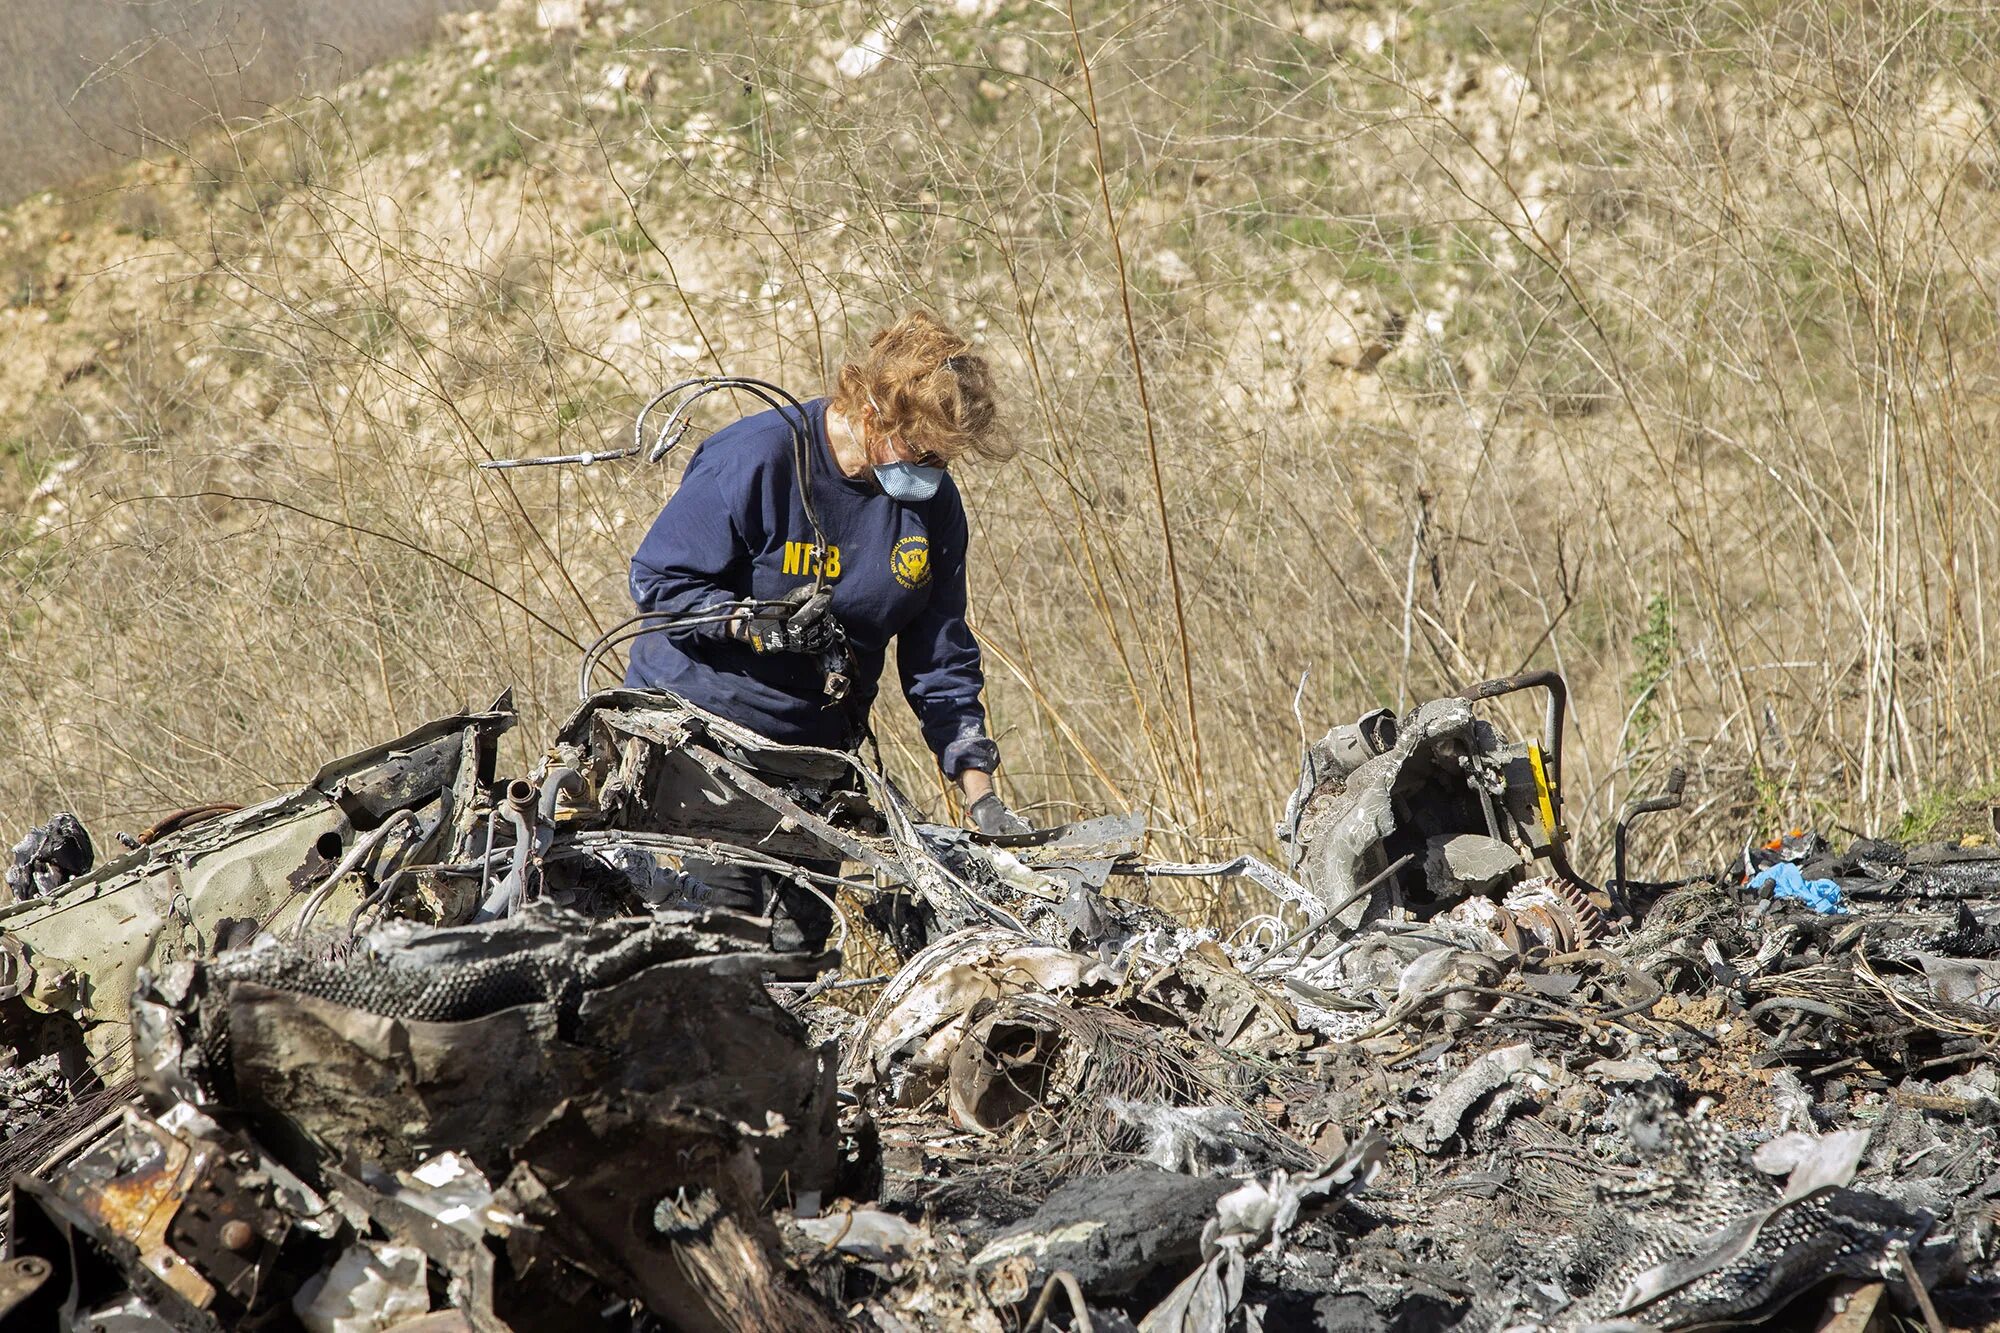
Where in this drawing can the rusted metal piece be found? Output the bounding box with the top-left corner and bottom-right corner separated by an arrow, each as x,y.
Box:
379,1316 -> 478,1333
64,1112 -> 216,1308
1611,768 -> 1688,902
137,804 -> 243,848
163,1147 -> 294,1310
9,1105 -> 323,1328
189,910 -> 839,1194
1511,899 -> 1578,953
1551,875 -> 1611,944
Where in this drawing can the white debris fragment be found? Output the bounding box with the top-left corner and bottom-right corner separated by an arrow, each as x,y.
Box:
1109,1098 -> 1251,1174
294,1242 -> 430,1333
795,1208 -> 924,1263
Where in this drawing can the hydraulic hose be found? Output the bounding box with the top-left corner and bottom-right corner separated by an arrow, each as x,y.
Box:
481,373 -> 832,591
592,376 -> 839,699
640,376 -> 829,569
531,767 -> 585,891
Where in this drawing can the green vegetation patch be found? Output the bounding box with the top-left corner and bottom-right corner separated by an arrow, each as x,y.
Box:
1897,778 -> 2000,845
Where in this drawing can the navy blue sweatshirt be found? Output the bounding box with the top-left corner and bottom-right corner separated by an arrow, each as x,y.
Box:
623,398 -> 998,775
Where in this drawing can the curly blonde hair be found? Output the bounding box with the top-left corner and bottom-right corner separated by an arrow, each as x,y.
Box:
831,310 -> 1014,464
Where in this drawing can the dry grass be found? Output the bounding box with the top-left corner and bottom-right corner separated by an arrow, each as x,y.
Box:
3,0 -> 1999,923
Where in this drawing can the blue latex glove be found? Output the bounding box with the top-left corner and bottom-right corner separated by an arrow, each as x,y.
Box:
1749,862 -> 1847,914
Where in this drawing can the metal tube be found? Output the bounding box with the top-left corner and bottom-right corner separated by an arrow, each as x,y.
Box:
477,446 -> 640,470
474,780 -> 537,922
477,807 -> 498,911
1459,669 -> 1568,782
1253,853 -> 1417,972
634,379 -> 714,456
537,767 -> 584,826
346,847 -> 511,933
526,768 -> 584,906
645,377 -> 828,562
576,608 -> 786,700
1612,767 -> 1688,902
570,375 -> 834,700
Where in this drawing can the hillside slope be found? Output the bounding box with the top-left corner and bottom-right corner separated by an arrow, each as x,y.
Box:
0,0 -> 495,206
3,0 -> 1998,887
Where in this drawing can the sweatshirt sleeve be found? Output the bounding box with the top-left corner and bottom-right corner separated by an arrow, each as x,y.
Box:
628,442 -> 750,638
896,491 -> 1001,776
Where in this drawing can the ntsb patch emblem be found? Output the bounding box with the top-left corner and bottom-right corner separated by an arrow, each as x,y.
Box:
891,535 -> 931,590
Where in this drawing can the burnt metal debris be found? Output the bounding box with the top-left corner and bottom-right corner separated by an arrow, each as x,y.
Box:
4,679 -> 2000,1331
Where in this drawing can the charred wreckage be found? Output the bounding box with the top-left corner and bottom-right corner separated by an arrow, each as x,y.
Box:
7,669 -> 2000,1333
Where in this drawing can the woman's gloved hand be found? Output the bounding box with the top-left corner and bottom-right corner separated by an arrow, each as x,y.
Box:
733,585 -> 837,653
968,792 -> 1032,837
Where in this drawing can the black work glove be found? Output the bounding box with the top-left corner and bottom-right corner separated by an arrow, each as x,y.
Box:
783,584 -> 838,652
735,585 -> 836,654
969,792 -> 1032,837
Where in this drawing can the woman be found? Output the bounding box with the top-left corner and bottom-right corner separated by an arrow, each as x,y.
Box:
624,311 -> 1029,940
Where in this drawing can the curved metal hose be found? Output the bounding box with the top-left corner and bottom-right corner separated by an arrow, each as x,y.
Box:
1612,766 -> 1689,902
1459,670 -> 1602,903
602,376 -> 838,699
642,376 -> 828,561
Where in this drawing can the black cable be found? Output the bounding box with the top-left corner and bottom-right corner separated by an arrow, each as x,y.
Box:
644,376 -> 829,580
582,376 -> 849,701
577,606 -> 792,699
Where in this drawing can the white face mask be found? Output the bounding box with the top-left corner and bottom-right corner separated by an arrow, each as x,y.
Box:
874,460 -> 945,502
865,394 -> 945,502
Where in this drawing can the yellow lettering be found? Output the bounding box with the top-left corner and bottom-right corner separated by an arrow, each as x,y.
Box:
782,542 -> 842,580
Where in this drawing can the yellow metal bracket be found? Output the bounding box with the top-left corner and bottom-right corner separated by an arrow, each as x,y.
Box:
1528,744 -> 1563,847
